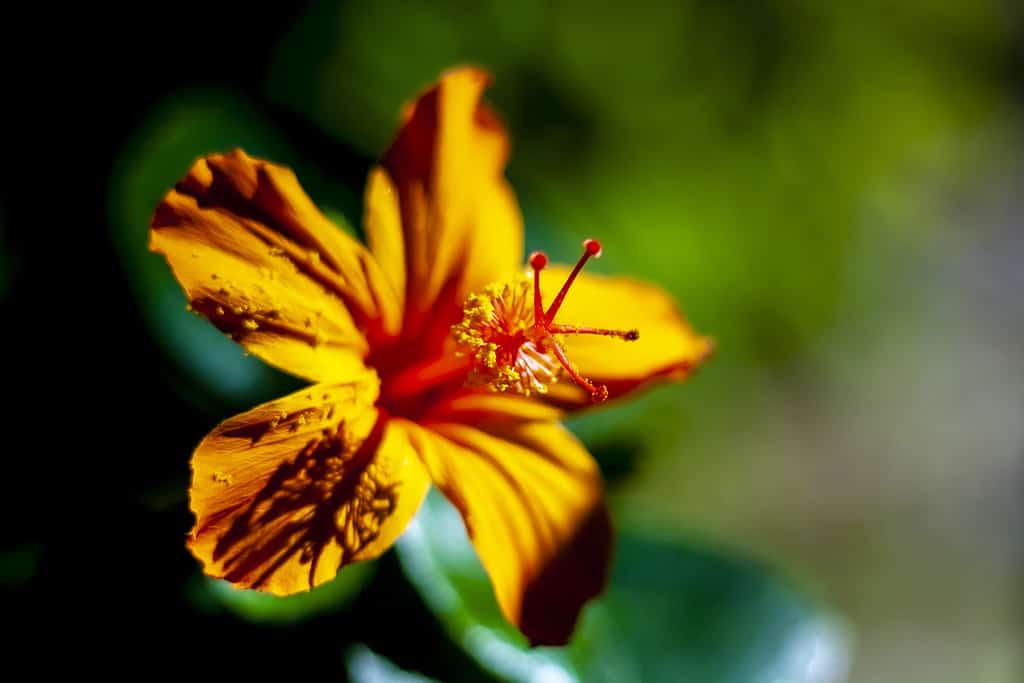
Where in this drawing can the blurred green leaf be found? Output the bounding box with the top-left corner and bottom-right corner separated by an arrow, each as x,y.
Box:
347,645 -> 442,683
0,543 -> 42,588
267,0 -> 1002,372
0,204 -> 10,298
397,491 -> 850,683
186,560 -> 374,624
108,91 -> 363,410
109,91 -> 297,408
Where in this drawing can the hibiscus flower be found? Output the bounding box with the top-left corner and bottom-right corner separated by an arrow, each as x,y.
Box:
150,67 -> 711,645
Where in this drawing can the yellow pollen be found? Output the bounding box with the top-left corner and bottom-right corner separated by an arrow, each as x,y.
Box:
452,279 -> 561,396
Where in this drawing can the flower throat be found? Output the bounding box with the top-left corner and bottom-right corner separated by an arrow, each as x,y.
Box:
453,239 -> 639,402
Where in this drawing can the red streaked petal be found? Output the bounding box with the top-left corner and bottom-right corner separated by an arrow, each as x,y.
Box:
188,374 -> 430,594
401,416 -> 611,645
380,67 -> 524,354
151,150 -> 402,382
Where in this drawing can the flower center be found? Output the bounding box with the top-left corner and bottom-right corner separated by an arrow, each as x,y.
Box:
452,239 -> 639,402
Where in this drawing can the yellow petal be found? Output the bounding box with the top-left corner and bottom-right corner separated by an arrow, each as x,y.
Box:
401,416 -> 610,645
363,167 -> 406,318
540,266 -> 713,407
379,67 -> 524,349
188,371 -> 431,595
151,150 -> 402,382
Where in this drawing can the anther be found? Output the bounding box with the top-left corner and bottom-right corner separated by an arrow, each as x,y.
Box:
549,324 -> 640,341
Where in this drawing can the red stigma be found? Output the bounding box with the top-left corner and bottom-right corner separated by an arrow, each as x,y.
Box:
529,251 -> 548,270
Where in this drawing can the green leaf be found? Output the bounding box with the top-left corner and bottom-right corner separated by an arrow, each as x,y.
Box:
397,491 -> 850,683
186,560 -> 374,624
0,543 -> 42,589
0,203 -> 10,298
347,645 -> 442,683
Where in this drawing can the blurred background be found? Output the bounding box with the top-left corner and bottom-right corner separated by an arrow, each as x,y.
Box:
2,1 -> 1021,681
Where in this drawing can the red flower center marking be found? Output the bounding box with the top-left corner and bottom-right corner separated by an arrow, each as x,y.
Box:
453,239 -> 639,402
